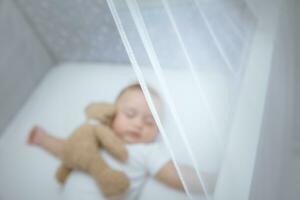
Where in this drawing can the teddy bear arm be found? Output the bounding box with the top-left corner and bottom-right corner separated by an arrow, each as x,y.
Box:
94,125 -> 128,162
56,163 -> 72,184
88,154 -> 130,196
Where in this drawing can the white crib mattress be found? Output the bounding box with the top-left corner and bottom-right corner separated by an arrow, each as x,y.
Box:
0,63 -> 188,200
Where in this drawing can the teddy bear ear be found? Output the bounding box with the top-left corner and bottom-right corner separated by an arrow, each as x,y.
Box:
85,102 -> 116,125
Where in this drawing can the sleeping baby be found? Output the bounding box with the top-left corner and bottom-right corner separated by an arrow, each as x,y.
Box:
27,83 -> 207,200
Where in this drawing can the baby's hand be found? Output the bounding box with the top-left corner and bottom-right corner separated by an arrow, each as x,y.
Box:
27,126 -> 46,145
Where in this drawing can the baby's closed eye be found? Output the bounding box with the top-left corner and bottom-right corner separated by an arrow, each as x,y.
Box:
123,109 -> 136,118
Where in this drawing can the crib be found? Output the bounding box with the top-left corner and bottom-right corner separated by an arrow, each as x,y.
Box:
0,0 -> 299,200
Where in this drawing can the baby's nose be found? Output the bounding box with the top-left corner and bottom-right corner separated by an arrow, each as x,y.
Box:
132,118 -> 143,129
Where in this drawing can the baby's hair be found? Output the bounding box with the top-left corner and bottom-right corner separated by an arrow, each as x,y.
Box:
116,82 -> 164,123
115,82 -> 160,102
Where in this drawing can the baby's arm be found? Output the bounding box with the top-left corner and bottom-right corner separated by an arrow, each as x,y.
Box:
155,160 -> 216,194
27,126 -> 65,158
155,160 -> 185,190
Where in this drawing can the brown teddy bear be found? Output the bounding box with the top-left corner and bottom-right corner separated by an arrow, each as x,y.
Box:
55,102 -> 130,197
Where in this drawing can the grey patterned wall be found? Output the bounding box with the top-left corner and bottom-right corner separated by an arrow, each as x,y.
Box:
12,0 -> 256,70
14,0 -> 129,63
0,0 -> 55,133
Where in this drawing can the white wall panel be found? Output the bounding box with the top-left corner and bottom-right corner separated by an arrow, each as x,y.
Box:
250,1 -> 299,200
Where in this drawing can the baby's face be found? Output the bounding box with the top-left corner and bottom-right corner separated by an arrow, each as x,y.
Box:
112,89 -> 159,144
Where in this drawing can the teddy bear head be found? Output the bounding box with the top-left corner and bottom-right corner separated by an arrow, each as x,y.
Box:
85,102 -> 116,126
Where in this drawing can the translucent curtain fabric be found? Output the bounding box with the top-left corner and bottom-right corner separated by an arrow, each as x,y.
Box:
106,0 -> 256,199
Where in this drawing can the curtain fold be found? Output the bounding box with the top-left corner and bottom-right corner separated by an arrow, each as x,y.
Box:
107,0 -> 257,199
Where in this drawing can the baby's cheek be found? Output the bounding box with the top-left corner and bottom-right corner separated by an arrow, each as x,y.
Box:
112,121 -> 122,135
146,129 -> 157,140
114,118 -> 128,134
149,126 -> 158,135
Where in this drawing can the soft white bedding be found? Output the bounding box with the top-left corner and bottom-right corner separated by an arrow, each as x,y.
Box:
0,63 -> 190,200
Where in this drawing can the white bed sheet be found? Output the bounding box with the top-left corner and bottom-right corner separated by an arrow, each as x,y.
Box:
0,63 -> 189,200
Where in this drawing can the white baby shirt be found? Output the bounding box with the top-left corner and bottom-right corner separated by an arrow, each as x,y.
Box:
62,141 -> 171,200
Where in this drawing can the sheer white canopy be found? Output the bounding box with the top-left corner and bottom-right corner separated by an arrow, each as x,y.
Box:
106,0 -> 258,199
